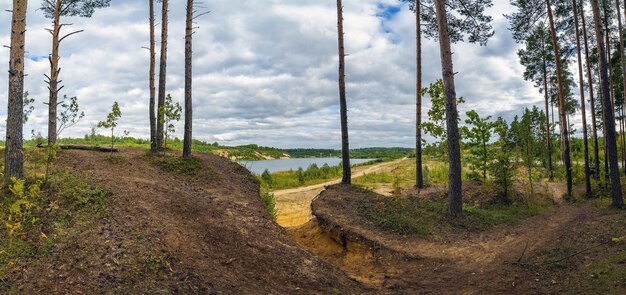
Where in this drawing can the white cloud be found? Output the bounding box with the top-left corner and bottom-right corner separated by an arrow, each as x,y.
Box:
0,0 -> 554,149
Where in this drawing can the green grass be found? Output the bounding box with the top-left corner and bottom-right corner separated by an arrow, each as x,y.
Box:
144,154 -> 214,182
574,250 -> 626,294
359,191 -> 551,238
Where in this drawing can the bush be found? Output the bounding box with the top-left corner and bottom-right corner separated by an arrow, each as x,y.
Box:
260,186 -> 277,221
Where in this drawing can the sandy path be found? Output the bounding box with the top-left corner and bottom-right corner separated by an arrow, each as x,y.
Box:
274,158 -> 408,227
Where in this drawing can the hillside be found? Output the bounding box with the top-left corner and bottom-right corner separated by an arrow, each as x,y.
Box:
0,148 -> 367,294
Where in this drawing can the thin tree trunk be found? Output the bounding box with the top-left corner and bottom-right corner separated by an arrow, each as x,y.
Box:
616,0 -> 626,174
606,30 -> 615,109
156,0 -> 169,150
5,0 -> 28,180
573,0 -> 592,197
596,54 -> 611,187
581,3 -> 601,180
415,2 -> 424,188
547,0 -> 573,197
149,0 -> 157,153
183,0 -> 193,158
434,0 -> 463,217
47,0 -> 62,146
619,105 -> 626,174
591,0 -> 624,207
336,0 -> 351,184
542,30 -> 553,180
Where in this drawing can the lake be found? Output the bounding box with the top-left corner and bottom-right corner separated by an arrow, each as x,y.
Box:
238,158 -> 375,174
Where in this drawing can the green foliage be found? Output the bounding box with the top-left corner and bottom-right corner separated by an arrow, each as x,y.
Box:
359,191 -> 546,237
27,144 -> 61,183
422,80 -> 465,160
489,117 -> 516,201
260,186 -> 277,221
1,168 -> 110,278
40,0 -> 111,18
97,101 -> 122,150
23,91 -> 35,124
3,178 -> 41,245
160,94 -> 182,149
283,147 -> 413,159
261,169 -> 273,187
260,163 -> 343,190
57,95 -> 85,137
510,107 -> 544,193
147,154 -> 206,176
427,163 -> 450,185
463,110 -> 499,181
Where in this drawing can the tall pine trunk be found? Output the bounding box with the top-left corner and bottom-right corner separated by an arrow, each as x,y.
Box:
156,0 -> 169,150
47,0 -> 62,146
591,0 -> 624,207
5,0 -> 28,180
183,0 -> 193,158
581,3 -> 601,180
541,31 -> 553,180
415,2 -> 424,188
573,0 -> 592,197
336,0 -> 351,184
149,0 -> 157,153
434,0 -> 463,216
546,0 -> 573,197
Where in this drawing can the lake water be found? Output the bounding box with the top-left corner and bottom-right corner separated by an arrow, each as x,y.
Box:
238,158 -> 375,174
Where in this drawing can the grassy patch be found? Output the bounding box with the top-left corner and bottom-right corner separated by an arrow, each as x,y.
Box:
359,190 -> 551,237
104,154 -> 127,165
145,154 -> 214,181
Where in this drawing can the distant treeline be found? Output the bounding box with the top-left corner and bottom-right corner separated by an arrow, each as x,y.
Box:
284,147 -> 413,159
19,134 -> 414,161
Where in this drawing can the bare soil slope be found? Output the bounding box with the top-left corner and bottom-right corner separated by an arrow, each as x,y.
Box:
293,184 -> 626,294
7,149 -> 367,294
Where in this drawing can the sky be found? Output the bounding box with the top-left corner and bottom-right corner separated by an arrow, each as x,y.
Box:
0,0 -> 565,149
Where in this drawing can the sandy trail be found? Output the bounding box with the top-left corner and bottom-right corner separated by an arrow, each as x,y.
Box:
274,158 -> 407,227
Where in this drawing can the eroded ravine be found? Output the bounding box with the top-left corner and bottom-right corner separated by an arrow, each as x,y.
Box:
276,178 -> 590,292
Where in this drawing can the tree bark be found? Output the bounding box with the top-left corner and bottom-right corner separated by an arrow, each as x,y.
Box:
5,0 -> 28,180
434,0 -> 463,217
573,0 -> 592,197
581,3 -> 601,180
546,0 -> 573,197
47,0 -> 62,146
183,0 -> 193,158
336,0 -> 351,184
156,0 -> 169,150
415,1 -> 424,188
590,0 -> 624,207
149,0 -> 157,153
541,30 -> 553,180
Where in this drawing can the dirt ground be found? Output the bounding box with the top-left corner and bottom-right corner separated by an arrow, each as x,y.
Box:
6,148 -> 624,294
274,158 -> 407,227
289,184 -> 626,294
5,148 -> 369,294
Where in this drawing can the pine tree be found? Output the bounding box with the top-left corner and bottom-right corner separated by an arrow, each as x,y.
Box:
5,0 -> 28,180
40,0 -> 110,145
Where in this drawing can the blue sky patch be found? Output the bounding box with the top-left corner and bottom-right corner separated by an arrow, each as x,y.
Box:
27,54 -> 49,62
376,3 -> 402,21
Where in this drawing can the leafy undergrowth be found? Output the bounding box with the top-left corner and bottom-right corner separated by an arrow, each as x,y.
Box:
358,185 -> 553,237
0,169 -> 111,292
